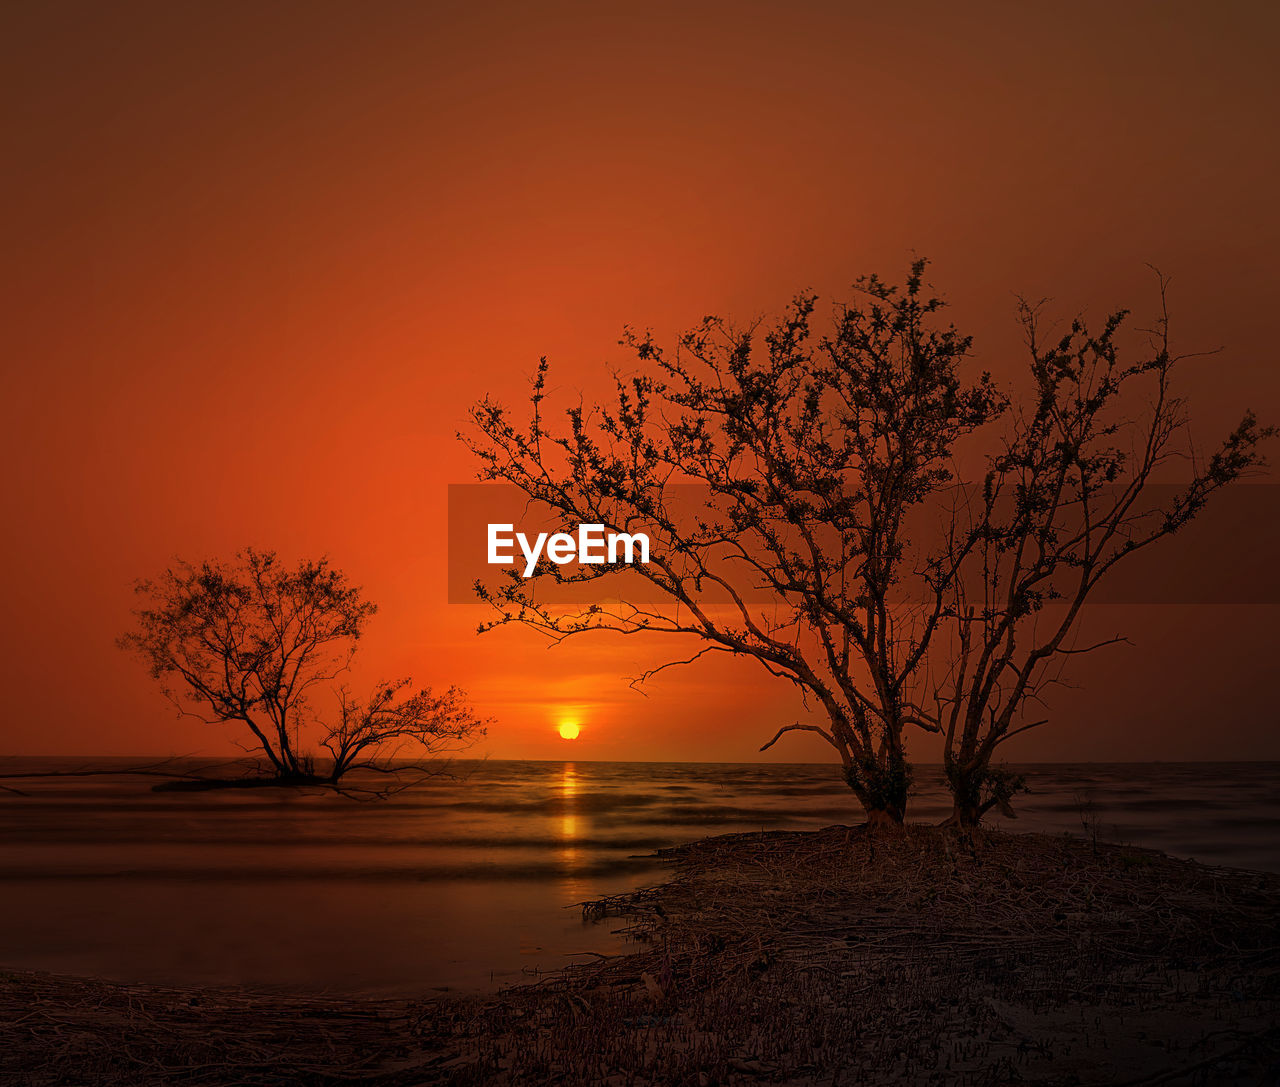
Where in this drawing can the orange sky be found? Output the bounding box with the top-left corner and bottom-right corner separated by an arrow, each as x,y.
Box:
3,1 -> 1278,762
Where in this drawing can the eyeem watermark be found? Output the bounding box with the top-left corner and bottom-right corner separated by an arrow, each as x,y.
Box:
449,483 -> 1280,604
487,523 -> 651,577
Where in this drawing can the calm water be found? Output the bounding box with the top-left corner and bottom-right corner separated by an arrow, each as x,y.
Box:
0,759 -> 1276,996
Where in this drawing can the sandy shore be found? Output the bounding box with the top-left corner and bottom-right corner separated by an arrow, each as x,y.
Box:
4,826 -> 1278,1085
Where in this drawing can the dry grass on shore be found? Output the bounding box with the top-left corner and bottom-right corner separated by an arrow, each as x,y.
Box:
425,825 -> 1280,1085
3,826 -> 1279,1086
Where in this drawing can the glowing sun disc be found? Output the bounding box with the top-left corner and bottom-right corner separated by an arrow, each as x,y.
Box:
558,722 -> 581,740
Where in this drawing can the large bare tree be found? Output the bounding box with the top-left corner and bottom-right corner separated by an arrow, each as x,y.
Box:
465,263 -> 1002,825
922,281 -> 1272,825
121,548 -> 485,788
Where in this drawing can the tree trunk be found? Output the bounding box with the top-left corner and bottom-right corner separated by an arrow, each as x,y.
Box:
863,807 -> 903,831
843,752 -> 910,829
941,797 -> 983,828
941,755 -> 987,828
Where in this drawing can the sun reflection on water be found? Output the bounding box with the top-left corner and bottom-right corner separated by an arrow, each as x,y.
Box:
556,763 -> 588,903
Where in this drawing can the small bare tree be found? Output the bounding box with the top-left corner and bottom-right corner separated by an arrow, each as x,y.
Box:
120,548 -> 485,787
465,263 -> 1002,825
924,279 -> 1272,826
324,680 -> 483,786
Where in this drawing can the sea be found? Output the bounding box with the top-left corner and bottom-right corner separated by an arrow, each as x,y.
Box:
0,759 -> 1276,996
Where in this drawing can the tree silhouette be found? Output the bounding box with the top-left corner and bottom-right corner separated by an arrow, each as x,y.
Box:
466,263 -> 1001,825
925,279 -> 1273,825
468,263 -> 1271,826
120,548 -> 484,788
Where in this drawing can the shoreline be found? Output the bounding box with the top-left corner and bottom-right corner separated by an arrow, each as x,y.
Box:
4,826 -> 1278,1085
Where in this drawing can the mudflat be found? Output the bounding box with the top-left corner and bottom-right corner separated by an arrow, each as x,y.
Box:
4,826 -> 1278,1085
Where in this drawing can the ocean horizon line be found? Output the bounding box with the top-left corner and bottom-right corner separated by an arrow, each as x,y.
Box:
4,754 -> 1279,768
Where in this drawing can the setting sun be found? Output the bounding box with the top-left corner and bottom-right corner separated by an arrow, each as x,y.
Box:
558,723 -> 581,740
